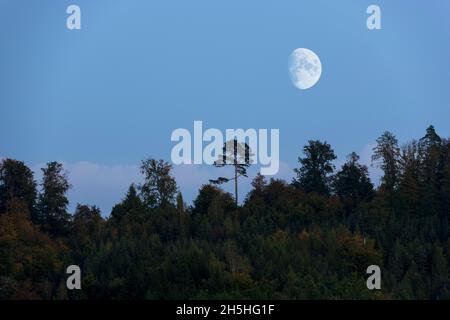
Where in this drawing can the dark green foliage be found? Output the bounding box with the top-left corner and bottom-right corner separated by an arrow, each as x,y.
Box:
372,131 -> 400,193
139,158 -> 177,208
1,127 -> 450,300
36,162 -> 71,236
333,152 -> 374,204
110,184 -> 144,222
0,158 -> 37,216
192,184 -> 235,216
293,140 -> 336,196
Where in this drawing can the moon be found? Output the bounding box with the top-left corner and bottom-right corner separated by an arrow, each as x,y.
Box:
288,48 -> 322,90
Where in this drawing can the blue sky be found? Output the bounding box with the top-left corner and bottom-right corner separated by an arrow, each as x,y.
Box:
1,1 -> 450,214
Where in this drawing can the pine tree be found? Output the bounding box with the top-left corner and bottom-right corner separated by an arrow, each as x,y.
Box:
418,126 -> 442,217
372,131 -> 400,193
111,184 -> 143,220
246,173 -> 267,203
37,162 -> 71,236
210,139 -> 254,206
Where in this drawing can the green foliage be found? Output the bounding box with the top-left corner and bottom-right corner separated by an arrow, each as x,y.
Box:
0,204 -> 67,299
36,162 -> 71,236
0,158 -> 37,216
333,152 -> 374,204
372,131 -> 400,193
293,140 -> 336,196
192,184 -> 235,216
110,184 -> 144,222
1,127 -> 450,300
139,158 -> 177,208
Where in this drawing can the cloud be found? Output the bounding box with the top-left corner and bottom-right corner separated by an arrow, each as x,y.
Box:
48,161 -> 294,216
172,164 -> 214,188
65,162 -> 142,215
3,156 -> 296,216
29,161 -> 253,216
31,161 -> 141,216
272,160 -> 295,182
24,150 -> 381,217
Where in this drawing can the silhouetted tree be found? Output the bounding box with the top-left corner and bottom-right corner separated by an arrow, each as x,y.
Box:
193,184 -> 235,215
292,140 -> 336,196
439,139 -> 450,217
372,131 -> 400,193
37,162 -> 71,236
111,184 -> 144,221
73,204 -> 102,225
333,152 -> 374,203
398,141 -> 421,216
139,159 -> 177,208
418,126 -> 442,216
210,139 -> 254,206
246,173 -> 267,203
0,158 -> 37,215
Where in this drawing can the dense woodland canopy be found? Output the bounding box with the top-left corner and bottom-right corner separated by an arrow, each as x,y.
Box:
1,125 -> 450,299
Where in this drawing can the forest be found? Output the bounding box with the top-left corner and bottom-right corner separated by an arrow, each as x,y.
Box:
0,125 -> 449,299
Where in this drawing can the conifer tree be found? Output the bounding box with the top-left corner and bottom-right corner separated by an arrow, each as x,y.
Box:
372,131 -> 400,193
37,162 -> 71,236
210,139 -> 254,206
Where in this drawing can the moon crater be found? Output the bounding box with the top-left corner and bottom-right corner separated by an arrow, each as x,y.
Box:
289,48 -> 322,90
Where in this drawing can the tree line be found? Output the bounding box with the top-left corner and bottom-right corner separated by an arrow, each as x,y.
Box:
0,125 -> 449,299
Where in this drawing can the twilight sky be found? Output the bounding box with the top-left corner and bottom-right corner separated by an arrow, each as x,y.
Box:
1,0 -> 450,215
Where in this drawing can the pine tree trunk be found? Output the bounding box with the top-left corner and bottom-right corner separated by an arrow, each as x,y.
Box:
234,165 -> 238,207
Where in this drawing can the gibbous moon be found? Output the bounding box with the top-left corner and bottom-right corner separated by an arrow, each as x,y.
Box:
288,48 -> 322,90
